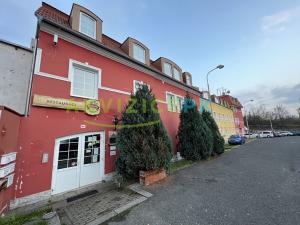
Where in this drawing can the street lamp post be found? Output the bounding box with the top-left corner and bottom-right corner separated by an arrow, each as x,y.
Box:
206,65 -> 224,115
243,100 -> 254,133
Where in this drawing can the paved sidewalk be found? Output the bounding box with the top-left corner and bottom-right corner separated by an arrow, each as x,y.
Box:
56,186 -> 150,225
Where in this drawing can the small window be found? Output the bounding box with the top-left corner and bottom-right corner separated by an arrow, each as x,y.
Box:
71,65 -> 99,99
176,96 -> 184,112
163,63 -> 172,77
133,44 -> 146,63
80,12 -> 96,39
167,93 -> 176,112
173,68 -> 181,81
186,75 -> 191,85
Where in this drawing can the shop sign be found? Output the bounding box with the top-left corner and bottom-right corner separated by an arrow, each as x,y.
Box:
32,95 -> 100,115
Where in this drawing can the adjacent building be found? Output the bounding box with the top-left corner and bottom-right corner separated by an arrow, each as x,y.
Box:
0,39 -> 34,114
199,92 -> 236,140
219,94 -> 245,134
0,40 -> 33,214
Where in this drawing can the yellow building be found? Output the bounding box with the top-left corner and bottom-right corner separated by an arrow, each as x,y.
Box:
211,102 -> 236,140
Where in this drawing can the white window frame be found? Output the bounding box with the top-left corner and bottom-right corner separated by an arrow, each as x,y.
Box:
166,93 -> 176,112
163,62 -> 172,77
132,43 -> 146,64
133,80 -> 150,94
173,68 -> 181,81
166,92 -> 184,113
79,12 -> 97,39
176,96 -> 184,113
69,59 -> 101,100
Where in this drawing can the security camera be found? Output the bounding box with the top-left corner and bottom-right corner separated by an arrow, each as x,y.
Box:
53,34 -> 58,45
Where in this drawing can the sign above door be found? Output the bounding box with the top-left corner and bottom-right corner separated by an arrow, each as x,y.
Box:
32,94 -> 100,115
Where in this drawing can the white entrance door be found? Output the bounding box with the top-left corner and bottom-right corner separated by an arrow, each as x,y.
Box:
51,132 -> 105,195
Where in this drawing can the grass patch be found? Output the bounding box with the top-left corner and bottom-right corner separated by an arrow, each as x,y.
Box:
170,159 -> 195,173
0,208 -> 51,225
224,143 -> 234,150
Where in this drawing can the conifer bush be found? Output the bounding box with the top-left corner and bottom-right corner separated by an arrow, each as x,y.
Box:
202,110 -> 225,155
116,85 -> 172,178
177,95 -> 213,160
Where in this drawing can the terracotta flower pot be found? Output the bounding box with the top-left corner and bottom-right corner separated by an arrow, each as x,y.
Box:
139,169 -> 167,186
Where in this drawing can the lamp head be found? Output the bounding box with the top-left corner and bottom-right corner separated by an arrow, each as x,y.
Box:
216,65 -> 224,69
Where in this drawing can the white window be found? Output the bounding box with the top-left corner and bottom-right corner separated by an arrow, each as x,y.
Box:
173,68 -> 181,81
186,75 -> 191,85
133,80 -> 150,94
163,63 -> 172,77
71,65 -> 99,99
167,93 -> 176,112
80,12 -> 96,39
176,96 -> 184,112
133,44 -> 146,63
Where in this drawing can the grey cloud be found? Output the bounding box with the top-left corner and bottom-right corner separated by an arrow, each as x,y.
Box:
235,83 -> 300,114
270,83 -> 300,104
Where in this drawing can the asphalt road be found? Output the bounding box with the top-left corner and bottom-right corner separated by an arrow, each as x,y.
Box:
108,137 -> 300,225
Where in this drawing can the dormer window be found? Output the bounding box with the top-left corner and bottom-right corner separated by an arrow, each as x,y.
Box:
173,68 -> 181,81
163,63 -> 172,77
80,12 -> 96,39
133,43 -> 146,63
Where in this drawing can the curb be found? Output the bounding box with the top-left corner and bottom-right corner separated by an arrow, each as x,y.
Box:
128,183 -> 153,198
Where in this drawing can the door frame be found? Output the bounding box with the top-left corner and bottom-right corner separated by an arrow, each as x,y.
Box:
51,131 -> 105,195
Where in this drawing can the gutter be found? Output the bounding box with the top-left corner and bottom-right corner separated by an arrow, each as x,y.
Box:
39,17 -> 202,95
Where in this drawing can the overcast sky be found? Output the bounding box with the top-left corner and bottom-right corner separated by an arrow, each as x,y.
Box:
0,0 -> 299,114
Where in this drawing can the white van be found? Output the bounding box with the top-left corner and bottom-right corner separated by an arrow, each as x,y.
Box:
259,131 -> 274,138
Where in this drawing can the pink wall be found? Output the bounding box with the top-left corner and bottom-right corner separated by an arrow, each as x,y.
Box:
15,31 -> 200,198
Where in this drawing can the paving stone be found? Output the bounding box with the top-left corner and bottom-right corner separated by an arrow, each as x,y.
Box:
61,189 -> 141,225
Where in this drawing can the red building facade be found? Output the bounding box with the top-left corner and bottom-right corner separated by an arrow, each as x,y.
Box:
7,3 -> 202,209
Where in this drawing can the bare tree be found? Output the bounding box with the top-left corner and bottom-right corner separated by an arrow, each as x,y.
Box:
272,104 -> 289,120
297,107 -> 300,119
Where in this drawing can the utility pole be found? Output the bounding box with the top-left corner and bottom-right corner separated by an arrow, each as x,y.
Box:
269,118 -> 273,132
243,100 -> 254,133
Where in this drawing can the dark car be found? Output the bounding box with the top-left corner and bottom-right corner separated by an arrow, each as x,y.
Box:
292,131 -> 300,136
228,135 -> 246,145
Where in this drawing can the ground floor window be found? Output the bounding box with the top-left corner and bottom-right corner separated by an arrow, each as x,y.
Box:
167,92 -> 184,113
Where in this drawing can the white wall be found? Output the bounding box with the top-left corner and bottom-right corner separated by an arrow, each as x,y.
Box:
0,40 -> 33,114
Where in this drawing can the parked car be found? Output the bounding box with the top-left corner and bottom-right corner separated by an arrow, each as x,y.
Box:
228,135 -> 246,145
273,131 -> 283,137
292,131 -> 300,136
244,133 -> 258,139
259,131 -> 274,138
280,131 -> 294,136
